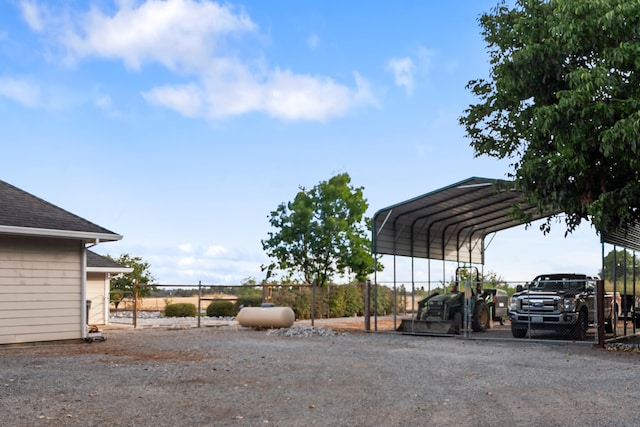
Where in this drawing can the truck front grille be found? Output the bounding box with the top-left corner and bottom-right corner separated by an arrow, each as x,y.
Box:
518,296 -> 561,314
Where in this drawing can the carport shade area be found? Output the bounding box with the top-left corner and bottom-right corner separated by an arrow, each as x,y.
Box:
370,176 -> 640,340
371,176 -> 640,268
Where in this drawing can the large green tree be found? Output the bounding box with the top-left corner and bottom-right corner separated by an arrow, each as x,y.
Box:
262,173 -> 380,287
460,0 -> 640,234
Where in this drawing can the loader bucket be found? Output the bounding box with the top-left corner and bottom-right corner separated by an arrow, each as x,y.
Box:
397,319 -> 456,335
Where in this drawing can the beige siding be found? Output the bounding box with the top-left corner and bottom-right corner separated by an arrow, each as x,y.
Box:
86,272 -> 107,325
0,236 -> 83,344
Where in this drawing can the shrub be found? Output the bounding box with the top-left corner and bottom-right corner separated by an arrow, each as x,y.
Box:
236,296 -> 262,308
164,303 -> 196,317
206,300 -> 236,317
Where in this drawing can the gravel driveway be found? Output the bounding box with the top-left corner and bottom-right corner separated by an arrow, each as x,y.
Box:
1,322 -> 639,426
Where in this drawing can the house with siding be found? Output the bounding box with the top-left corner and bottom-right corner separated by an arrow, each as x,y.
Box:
0,179 -> 123,344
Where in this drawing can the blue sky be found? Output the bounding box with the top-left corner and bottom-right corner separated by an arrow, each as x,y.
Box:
1,0 -> 605,286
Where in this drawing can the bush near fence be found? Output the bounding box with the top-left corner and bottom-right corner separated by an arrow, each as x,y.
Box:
164,303 -> 197,317
206,300 -> 236,317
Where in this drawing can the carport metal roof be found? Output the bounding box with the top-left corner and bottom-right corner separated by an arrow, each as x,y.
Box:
371,177 -> 559,265
372,176 -> 640,265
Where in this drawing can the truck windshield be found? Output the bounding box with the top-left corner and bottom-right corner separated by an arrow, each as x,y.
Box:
530,275 -> 586,291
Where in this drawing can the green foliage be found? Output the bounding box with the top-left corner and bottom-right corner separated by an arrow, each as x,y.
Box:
460,0 -> 640,234
270,287 -> 312,319
206,300 -> 236,317
164,303 -> 197,317
238,277 -> 263,298
343,283 -> 365,316
447,269 -> 516,297
328,286 -> 347,318
236,296 -> 262,308
600,249 -> 640,284
268,284 -> 365,320
262,173 -> 382,288
370,284 -> 398,316
107,253 -> 156,298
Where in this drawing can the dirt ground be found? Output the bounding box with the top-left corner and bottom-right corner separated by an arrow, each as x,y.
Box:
2,317 -> 640,427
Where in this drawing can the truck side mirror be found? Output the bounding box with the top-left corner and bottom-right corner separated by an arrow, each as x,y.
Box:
516,285 -> 523,293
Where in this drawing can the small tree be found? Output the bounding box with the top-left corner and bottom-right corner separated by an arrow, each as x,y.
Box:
262,173 -> 381,287
107,253 -> 156,302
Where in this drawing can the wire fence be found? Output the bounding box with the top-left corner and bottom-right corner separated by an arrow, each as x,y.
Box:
107,278 -> 639,346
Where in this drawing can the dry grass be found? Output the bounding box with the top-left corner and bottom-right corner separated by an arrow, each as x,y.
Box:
111,295 -> 233,311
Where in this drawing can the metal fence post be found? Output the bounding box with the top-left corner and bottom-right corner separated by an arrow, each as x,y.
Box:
197,281 -> 202,328
364,280 -> 370,331
133,278 -> 138,329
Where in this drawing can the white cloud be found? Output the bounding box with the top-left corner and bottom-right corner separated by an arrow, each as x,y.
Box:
147,246 -> 261,285
178,243 -> 194,253
386,57 -> 415,96
62,0 -> 256,71
24,0 -> 377,121
92,89 -> 122,117
385,47 -> 435,97
20,1 -> 44,32
204,245 -> 229,257
177,256 -> 196,267
261,69 -> 369,121
0,77 -> 42,107
143,83 -> 203,117
144,67 -> 377,121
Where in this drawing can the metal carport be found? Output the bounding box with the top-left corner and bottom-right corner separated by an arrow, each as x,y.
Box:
372,177 -> 557,266
368,176 -> 640,341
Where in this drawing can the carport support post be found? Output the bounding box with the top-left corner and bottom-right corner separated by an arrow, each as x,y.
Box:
596,279 -> 605,348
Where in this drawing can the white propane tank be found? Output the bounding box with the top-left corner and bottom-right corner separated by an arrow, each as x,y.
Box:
236,306 -> 295,329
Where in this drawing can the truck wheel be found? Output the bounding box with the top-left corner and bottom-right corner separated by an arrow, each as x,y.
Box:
570,309 -> 588,341
472,300 -> 490,332
511,326 -> 527,338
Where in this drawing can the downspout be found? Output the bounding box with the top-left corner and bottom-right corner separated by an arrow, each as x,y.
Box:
105,273 -> 111,325
81,244 -> 87,339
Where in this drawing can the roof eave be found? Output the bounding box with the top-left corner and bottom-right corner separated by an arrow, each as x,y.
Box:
0,225 -> 123,243
87,267 -> 134,274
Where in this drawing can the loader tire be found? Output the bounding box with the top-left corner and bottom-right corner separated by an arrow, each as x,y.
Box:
452,312 -> 462,334
472,300 -> 490,332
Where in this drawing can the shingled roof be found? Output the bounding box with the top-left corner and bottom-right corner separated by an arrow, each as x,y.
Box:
87,250 -> 132,273
0,179 -> 122,243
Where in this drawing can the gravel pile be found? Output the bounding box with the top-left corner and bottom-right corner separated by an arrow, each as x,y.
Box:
266,326 -> 343,338
2,321 -> 640,426
605,340 -> 640,352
